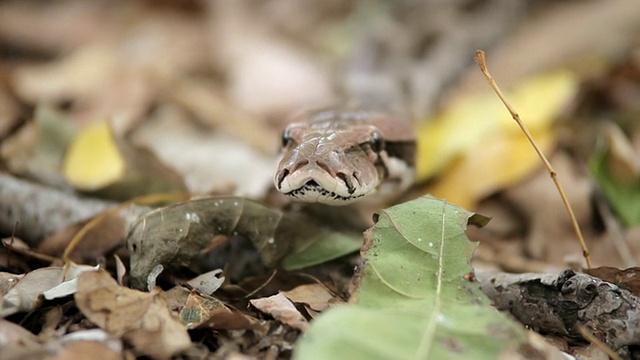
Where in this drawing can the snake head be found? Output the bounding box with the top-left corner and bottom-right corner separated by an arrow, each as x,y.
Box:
274,111 -> 387,205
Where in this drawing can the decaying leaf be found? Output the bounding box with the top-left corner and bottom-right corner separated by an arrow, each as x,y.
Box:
586,266 -> 640,297
126,197 -> 361,289
250,292 -> 308,331
38,211 -> 127,261
0,272 -> 23,296
0,84 -> 20,139
129,106 -> 275,196
75,270 -> 191,358
185,269 -> 225,295
42,264 -> 100,300
161,269 -> 260,331
0,105 -> 75,188
1,263 -> 98,317
164,284 -> 227,329
295,196 -> 541,360
282,284 -> 343,317
0,267 -> 63,317
503,152 -> 594,265
0,318 -> 44,359
164,281 -> 265,332
0,317 -> 124,359
41,340 -> 122,360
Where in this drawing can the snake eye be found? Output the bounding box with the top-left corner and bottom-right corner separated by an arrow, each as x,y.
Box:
282,128 -> 291,147
370,131 -> 384,152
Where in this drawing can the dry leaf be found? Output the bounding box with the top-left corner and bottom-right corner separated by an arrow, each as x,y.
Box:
213,1 -> 334,118
0,85 -> 20,139
164,281 -> 227,330
42,340 -> 121,360
164,284 -> 265,332
282,284 -> 343,314
0,318 -> 44,359
13,45 -> 119,104
250,292 -> 308,331
129,106 -> 274,197
127,197 -> 361,290
38,212 -> 126,260
75,270 -> 190,358
1,264 -> 97,316
0,272 -> 24,296
42,264 -> 100,300
185,269 -> 225,295
585,266 -> 640,297
504,152 -> 593,265
416,70 -> 577,209
204,306 -> 266,332
0,106 -> 75,188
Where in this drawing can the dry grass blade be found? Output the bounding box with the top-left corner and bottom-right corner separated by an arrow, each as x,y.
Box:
3,237 -> 58,263
474,50 -> 592,269
62,192 -> 191,276
577,324 -> 621,360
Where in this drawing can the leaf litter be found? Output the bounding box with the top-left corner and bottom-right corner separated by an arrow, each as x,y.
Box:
1,1 -> 640,359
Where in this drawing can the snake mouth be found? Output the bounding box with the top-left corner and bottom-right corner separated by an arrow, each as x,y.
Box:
283,179 -> 366,204
274,160 -> 376,205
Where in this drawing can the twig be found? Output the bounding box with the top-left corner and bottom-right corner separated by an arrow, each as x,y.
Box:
474,50 -> 592,269
62,192 -> 190,276
244,269 -> 278,299
2,237 -> 59,263
577,324 -> 621,360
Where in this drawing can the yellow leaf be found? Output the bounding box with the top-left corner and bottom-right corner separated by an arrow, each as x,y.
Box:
63,121 -> 125,191
416,70 -> 578,208
429,127 -> 554,209
417,70 -> 577,180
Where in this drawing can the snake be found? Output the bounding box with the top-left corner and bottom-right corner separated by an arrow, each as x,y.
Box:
274,108 -> 416,205
128,109 -> 416,287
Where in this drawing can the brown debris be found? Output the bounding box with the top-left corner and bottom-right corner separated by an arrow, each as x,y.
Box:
75,270 -> 191,358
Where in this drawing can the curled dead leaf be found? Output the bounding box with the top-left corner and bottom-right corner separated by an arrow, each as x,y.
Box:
74,270 -> 190,358
126,197 -> 361,289
250,293 -> 308,331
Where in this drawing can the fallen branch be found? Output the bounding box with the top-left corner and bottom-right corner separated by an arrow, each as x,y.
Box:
477,269 -> 640,357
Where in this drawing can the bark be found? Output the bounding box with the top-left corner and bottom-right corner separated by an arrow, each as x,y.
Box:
477,269 -> 640,359
0,173 -> 145,246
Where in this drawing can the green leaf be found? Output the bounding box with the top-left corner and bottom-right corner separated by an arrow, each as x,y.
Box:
590,145 -> 640,227
294,195 -> 528,360
282,229 -> 360,270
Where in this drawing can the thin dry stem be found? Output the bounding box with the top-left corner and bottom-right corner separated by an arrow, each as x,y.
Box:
62,192 -> 191,277
474,50 -> 592,269
577,324 -> 621,360
3,238 -> 59,263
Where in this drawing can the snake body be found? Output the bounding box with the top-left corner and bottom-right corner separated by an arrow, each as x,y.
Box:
274,109 -> 416,205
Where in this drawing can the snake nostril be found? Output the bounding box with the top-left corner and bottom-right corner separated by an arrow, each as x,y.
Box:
276,169 -> 289,189
337,172 -> 355,194
352,171 -> 361,186
291,160 -> 309,173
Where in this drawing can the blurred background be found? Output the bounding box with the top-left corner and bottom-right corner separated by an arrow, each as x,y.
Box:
1,0 -> 640,271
